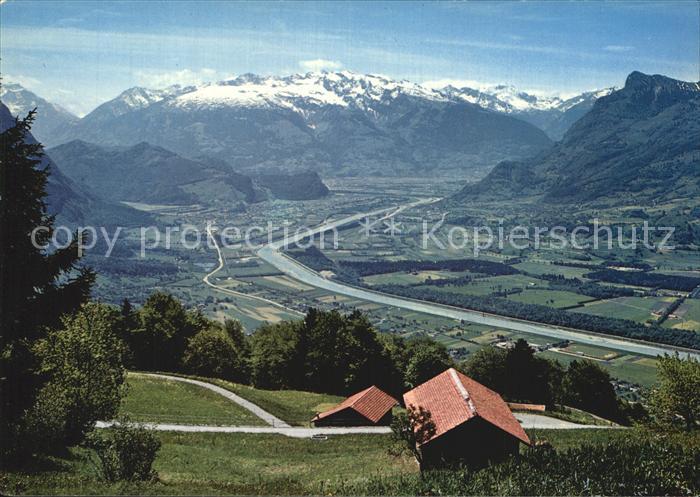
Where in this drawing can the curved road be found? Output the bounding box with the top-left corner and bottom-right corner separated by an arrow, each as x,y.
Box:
257,200 -> 699,360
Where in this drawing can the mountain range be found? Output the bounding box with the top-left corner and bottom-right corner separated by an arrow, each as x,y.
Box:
0,103 -> 151,226
45,72 -> 558,176
438,84 -> 614,140
4,73 -> 620,179
4,71 -> 696,210
454,72 -> 700,205
0,83 -> 79,145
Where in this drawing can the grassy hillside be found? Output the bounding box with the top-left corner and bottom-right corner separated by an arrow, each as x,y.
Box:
0,432 -> 415,495
202,378 -> 344,426
0,429 -> 639,496
120,374 -> 266,426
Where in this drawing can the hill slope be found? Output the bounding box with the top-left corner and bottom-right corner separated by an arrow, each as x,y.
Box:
47,140 -> 260,205
47,140 -> 331,205
0,103 -> 151,226
455,72 -> 700,204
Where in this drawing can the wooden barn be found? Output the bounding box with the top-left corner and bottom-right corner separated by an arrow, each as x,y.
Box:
403,368 -> 530,469
312,386 -> 398,427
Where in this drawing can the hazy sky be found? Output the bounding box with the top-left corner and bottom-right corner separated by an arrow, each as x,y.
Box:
2,0 -> 698,115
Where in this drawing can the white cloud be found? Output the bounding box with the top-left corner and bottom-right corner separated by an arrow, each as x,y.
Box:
603,45 -> 634,52
3,73 -> 42,89
134,68 -> 220,88
298,59 -> 343,72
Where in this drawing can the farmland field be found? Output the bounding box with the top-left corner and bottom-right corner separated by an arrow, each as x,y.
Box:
572,296 -> 673,323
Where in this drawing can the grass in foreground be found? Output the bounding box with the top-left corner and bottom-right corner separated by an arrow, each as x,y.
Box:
0,432 -> 415,495
120,374 -> 266,426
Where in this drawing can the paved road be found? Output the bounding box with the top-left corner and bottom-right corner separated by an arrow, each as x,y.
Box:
96,415 -> 612,437
257,201 -> 699,360
513,413 -> 619,430
134,373 -> 291,427
96,421 -> 392,437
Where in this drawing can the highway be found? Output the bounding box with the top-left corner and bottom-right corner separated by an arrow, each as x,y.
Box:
257,199 -> 699,360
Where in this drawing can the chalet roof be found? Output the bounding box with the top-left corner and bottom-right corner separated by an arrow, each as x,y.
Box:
312,385 -> 398,423
403,368 -> 530,445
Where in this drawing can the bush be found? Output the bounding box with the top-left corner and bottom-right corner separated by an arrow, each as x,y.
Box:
85,421 -> 161,482
328,431 -> 699,496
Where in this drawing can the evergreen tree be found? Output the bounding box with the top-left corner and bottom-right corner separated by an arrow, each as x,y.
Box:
0,111 -> 94,458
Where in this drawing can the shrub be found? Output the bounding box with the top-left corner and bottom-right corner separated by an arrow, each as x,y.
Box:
85,421 -> 161,482
327,431 -> 699,496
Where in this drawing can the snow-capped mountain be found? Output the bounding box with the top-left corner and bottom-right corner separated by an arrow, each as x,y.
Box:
170,71 -> 447,113
53,71 -> 554,176
77,85 -> 194,126
438,83 -> 615,139
0,82 -> 79,145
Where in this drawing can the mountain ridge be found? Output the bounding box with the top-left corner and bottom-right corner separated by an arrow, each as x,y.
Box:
453,72 -> 700,205
50,71 -> 555,176
0,102 -> 152,226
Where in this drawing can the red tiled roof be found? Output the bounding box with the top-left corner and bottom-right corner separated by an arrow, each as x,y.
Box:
403,368 -> 530,445
312,385 -> 398,423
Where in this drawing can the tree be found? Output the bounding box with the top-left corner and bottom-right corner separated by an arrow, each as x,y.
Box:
649,354 -> 699,429
182,327 -> 248,382
390,404 -> 436,473
249,321 -> 302,389
562,359 -> 619,420
404,337 -> 453,388
505,339 -> 561,405
27,303 -> 127,448
0,111 -> 94,458
130,292 -> 202,371
303,309 -> 396,394
462,346 -> 508,394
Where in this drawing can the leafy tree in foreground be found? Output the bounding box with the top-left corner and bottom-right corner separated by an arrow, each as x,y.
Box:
462,346 -> 508,394
505,339 -> 562,406
0,111 -> 94,459
650,354 -> 700,429
85,418 -> 161,482
27,302 -> 127,448
462,340 -> 561,406
249,320 -> 302,389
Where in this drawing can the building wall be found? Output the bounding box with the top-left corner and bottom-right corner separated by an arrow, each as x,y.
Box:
420,418 -> 521,469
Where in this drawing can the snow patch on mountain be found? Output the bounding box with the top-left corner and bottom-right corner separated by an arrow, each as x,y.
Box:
171,71 -> 448,113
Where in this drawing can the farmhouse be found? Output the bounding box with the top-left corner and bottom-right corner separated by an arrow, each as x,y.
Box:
312,385 -> 398,426
403,368 -> 530,469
